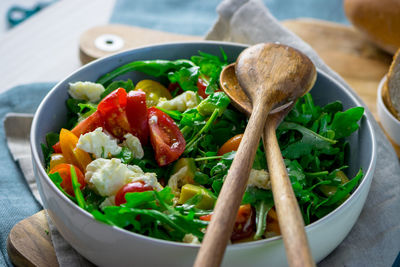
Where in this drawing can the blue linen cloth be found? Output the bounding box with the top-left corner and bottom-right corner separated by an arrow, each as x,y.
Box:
110,0 -> 348,36
0,83 -> 55,267
0,1 -> 350,266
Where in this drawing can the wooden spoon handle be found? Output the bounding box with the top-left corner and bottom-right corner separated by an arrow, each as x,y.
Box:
193,100 -> 272,267
263,117 -> 315,267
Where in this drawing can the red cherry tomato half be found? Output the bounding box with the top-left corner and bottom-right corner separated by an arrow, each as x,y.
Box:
231,204 -> 255,241
167,82 -> 183,94
115,181 -> 153,206
200,204 -> 255,241
49,163 -> 85,196
148,107 -> 185,166
97,87 -> 127,114
126,90 -> 149,145
197,77 -> 209,99
97,88 -> 131,139
197,77 -> 222,99
53,111 -> 104,153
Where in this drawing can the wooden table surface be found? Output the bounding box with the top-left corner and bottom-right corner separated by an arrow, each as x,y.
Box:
2,0 -> 399,266
0,0 -> 115,92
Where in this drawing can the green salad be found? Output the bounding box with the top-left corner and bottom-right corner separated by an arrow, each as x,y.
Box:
42,50 -> 364,244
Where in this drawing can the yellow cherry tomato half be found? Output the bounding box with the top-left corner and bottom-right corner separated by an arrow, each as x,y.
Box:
135,80 -> 172,107
49,153 -> 66,170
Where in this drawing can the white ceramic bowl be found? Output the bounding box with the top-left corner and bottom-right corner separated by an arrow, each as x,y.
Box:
31,41 -> 377,267
377,76 -> 400,145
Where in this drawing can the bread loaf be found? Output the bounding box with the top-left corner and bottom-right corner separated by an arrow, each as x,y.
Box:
344,0 -> 400,54
384,49 -> 400,120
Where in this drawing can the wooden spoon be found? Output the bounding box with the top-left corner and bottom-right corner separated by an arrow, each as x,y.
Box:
220,62 -> 316,267
193,43 -> 316,267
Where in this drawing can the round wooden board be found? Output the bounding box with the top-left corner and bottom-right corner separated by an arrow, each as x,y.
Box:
7,211 -> 58,267
7,18 -> 399,267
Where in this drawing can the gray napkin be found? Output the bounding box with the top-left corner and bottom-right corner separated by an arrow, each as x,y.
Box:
5,0 -> 400,266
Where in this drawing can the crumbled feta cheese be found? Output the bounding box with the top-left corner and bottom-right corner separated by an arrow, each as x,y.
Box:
183,234 -> 200,244
85,158 -> 162,197
123,133 -> 144,159
69,81 -> 105,102
157,91 -> 200,112
85,158 -> 133,196
247,169 -> 271,190
126,166 -> 163,191
168,166 -> 192,197
77,127 -> 121,158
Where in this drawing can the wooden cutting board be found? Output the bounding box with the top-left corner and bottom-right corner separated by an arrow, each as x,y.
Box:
6,19 -> 399,267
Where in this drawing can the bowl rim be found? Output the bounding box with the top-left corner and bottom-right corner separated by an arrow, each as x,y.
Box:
30,40 -> 377,250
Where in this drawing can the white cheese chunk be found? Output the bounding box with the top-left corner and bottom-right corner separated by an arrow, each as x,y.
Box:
183,234 -> 200,244
69,81 -> 105,103
77,127 -> 122,158
123,133 -> 144,159
127,165 -> 163,191
168,166 -> 192,197
85,158 -> 162,197
157,91 -> 199,112
247,169 -> 271,190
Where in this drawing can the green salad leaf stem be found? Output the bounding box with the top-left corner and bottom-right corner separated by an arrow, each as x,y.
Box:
70,166 -> 87,210
96,59 -> 195,86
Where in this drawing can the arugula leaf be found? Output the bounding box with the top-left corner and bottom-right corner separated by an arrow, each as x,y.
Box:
101,79 -> 134,99
116,147 -> 134,164
322,101 -> 342,114
316,170 -> 363,208
197,92 -> 231,116
193,171 -> 211,185
41,132 -> 59,168
168,66 -> 199,91
77,102 -> 97,120
191,49 -> 228,95
242,187 -> 273,205
254,199 -> 274,240
184,92 -> 232,153
327,107 -> 364,139
279,121 -> 337,159
252,145 -> 267,170
66,98 -> 85,114
70,166 -> 86,209
48,172 -> 76,202
65,98 -> 85,128
156,107 -> 182,121
95,187 -> 208,241
82,188 -> 105,212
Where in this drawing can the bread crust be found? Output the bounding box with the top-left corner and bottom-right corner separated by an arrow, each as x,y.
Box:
385,48 -> 400,120
344,0 -> 400,54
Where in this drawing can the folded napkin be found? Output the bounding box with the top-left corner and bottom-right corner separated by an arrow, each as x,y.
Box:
4,0 -> 400,266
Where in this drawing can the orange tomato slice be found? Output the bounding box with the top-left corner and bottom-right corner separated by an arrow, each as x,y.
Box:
49,163 -> 85,196
217,134 -> 244,156
59,128 -> 92,172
